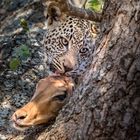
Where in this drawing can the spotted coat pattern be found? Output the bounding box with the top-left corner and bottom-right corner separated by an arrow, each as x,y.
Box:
43,16 -> 96,77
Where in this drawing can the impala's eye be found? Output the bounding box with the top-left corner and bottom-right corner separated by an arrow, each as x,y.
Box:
79,47 -> 89,54
60,37 -> 69,46
54,91 -> 67,101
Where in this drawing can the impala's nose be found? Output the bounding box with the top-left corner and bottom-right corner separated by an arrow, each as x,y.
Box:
12,110 -> 27,122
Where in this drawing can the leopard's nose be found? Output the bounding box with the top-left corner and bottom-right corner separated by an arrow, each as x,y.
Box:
63,65 -> 73,72
63,59 -> 75,72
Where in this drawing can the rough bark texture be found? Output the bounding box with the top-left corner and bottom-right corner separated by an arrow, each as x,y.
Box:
36,0 -> 140,139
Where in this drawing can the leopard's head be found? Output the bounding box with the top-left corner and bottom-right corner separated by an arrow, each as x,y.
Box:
43,2 -> 96,75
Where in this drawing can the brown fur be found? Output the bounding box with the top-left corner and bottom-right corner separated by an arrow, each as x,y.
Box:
11,75 -> 74,130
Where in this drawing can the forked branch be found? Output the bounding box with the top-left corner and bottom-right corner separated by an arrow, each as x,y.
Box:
42,0 -> 102,22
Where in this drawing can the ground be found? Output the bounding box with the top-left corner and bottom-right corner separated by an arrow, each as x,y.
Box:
0,0 -> 50,139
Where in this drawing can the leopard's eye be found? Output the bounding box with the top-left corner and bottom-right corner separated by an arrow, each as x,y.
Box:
60,37 -> 69,46
79,47 -> 89,53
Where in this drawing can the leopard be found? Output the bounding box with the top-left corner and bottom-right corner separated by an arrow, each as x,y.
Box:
42,3 -> 98,80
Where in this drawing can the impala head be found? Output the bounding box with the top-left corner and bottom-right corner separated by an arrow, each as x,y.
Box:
11,75 -> 74,131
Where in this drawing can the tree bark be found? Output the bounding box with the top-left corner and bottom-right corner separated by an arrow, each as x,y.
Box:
36,0 -> 140,139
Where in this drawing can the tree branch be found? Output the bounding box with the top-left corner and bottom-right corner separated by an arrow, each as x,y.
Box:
42,0 -> 102,22
65,2 -> 102,22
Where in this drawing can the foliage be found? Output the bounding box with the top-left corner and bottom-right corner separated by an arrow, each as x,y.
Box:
9,58 -> 21,71
9,18 -> 31,70
13,44 -> 31,60
87,0 -> 104,13
20,18 -> 29,32
4,0 -> 11,6
9,44 -> 31,70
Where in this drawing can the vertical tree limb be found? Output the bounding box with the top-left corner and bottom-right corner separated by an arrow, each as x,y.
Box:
36,0 -> 140,139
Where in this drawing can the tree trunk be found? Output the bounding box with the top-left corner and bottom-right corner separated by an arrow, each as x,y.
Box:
36,0 -> 140,139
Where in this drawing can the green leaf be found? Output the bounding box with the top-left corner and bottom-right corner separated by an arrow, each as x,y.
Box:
87,0 -> 104,12
20,18 -> 29,31
9,58 -> 20,70
14,44 -> 31,60
19,44 -> 31,59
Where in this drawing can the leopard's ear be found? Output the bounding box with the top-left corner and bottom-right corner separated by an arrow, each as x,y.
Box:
70,0 -> 87,8
42,1 -> 66,28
